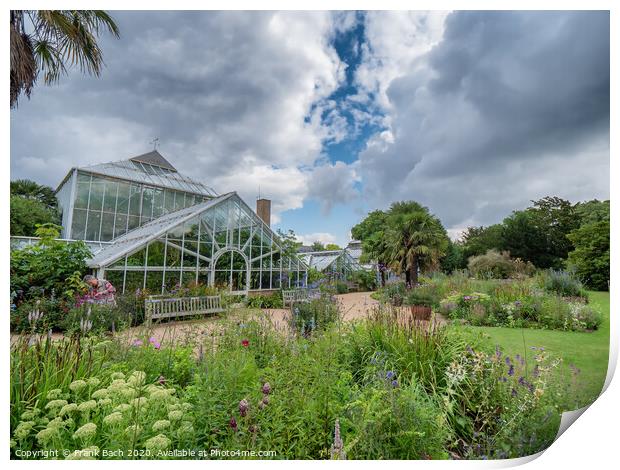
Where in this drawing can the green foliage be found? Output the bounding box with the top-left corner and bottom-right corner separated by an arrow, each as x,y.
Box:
385,201 -> 450,285
467,250 -> 535,279
458,224 -> 503,260
10,224 -> 91,300
567,219 -> 610,291
349,269 -> 377,292
245,293 -> 283,309
11,297 -> 72,333
334,281 -> 349,294
536,269 -> 587,298
325,243 -> 341,251
11,179 -> 58,209
291,296 -> 341,335
351,210 -> 390,285
311,241 -> 325,251
10,195 -> 60,236
62,303 -> 133,336
307,267 -> 325,285
440,239 -> 466,273
11,296 -> 581,460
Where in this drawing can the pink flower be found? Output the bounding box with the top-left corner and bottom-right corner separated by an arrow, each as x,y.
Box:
241,339 -> 250,348
261,382 -> 272,395
132,339 -> 143,347
149,337 -> 161,349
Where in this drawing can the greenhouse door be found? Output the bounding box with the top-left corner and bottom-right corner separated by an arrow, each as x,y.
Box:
211,249 -> 249,293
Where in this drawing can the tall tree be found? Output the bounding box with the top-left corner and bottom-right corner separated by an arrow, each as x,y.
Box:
385,201 -> 449,285
567,201 -> 610,291
311,241 -> 326,251
458,224 -> 503,261
10,10 -> 119,107
10,179 -> 57,209
351,210 -> 390,286
10,195 -> 60,236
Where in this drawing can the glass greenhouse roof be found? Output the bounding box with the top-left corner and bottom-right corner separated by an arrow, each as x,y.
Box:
88,192 -> 234,268
76,151 -> 217,197
299,250 -> 361,272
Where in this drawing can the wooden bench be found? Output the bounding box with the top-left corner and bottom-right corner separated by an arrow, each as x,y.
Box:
282,288 -> 320,307
144,295 -> 224,325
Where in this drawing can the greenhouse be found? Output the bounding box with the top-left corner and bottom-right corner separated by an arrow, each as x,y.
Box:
87,191 -> 308,294
299,249 -> 361,281
55,150 -> 217,242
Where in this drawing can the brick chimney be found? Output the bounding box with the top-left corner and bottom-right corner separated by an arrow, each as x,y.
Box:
256,198 -> 271,226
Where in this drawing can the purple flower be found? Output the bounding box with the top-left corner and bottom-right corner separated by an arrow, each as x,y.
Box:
495,345 -> 502,359
386,370 -> 396,380
262,382 -> 272,395
229,416 -> 238,431
463,295 -> 472,301
505,356 -> 511,365
511,388 -> 518,397
533,366 -> 540,377
149,337 -> 161,349
391,380 -> 399,388
132,339 -> 143,347
239,399 -> 249,417
508,364 -> 514,376
514,301 -> 522,307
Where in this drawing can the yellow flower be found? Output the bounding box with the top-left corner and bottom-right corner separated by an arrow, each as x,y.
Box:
87,377 -> 101,388
98,398 -> 112,407
13,421 -> 36,440
77,400 -> 98,412
46,389 -> 62,400
145,434 -> 171,452
36,427 -> 59,444
91,389 -> 109,400
69,380 -> 88,393
20,409 -> 38,421
59,403 -> 78,416
103,412 -> 124,427
152,420 -> 170,432
168,410 -> 183,421
45,399 -> 68,410
73,423 -> 97,440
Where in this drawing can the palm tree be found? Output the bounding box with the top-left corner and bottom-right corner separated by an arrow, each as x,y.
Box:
10,10 -> 119,108
10,179 -> 58,209
385,202 -> 449,286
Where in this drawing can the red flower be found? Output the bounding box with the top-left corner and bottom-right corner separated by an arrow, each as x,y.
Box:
241,339 -> 250,347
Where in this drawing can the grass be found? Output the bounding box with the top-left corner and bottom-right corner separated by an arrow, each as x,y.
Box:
454,291 -> 610,409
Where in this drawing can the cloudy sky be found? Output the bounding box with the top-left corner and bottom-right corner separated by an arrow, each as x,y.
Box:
10,10 -> 610,245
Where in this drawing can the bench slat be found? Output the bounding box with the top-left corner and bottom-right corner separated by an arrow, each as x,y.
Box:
145,295 -> 224,325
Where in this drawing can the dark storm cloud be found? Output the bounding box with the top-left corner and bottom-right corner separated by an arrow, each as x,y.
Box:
10,11 -> 346,216
359,10 -> 610,231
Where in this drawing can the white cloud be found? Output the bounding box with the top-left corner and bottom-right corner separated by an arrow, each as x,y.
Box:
296,232 -> 337,246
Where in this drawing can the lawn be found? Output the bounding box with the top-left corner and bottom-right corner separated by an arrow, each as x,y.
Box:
457,291 -> 610,409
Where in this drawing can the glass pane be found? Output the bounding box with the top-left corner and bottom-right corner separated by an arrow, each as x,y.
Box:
77,172 -> 91,183
142,187 -> 154,219
146,241 -> 166,267
126,249 -> 145,267
71,208 -> 87,239
103,180 -> 118,212
153,189 -> 164,217
85,211 -> 101,241
164,189 -> 175,213
88,179 -> 104,211
75,181 -> 90,209
184,220 -> 200,241
127,215 -> 140,231
124,271 -> 145,293
163,271 -> 180,293
116,182 -> 130,214
145,272 -> 163,293
100,212 -> 115,241
173,192 -> 184,211
128,185 -> 141,216
165,243 -> 182,268
114,213 -> 128,238
104,271 -> 123,292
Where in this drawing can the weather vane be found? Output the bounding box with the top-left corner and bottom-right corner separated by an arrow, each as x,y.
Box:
150,137 -> 160,150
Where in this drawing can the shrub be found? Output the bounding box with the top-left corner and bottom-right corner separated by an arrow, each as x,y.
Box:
468,250 -> 515,279
382,282 -> 406,306
334,281 -> 349,294
11,297 -> 72,333
350,270 -> 377,292
290,296 -> 341,335
537,269 -> 587,298
61,303 -> 133,336
10,224 -> 91,302
245,293 -> 284,309
405,284 -> 441,307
